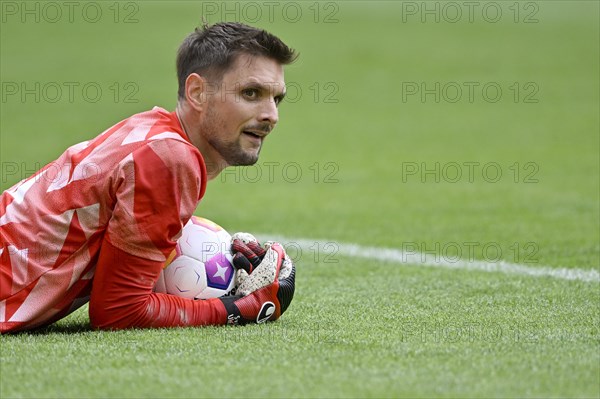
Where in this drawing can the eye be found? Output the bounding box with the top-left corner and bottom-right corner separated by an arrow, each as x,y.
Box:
242,88 -> 259,100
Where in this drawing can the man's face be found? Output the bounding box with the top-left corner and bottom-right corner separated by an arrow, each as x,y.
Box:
198,54 -> 286,167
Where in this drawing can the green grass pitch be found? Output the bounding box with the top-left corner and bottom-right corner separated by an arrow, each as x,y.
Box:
1,1 -> 598,398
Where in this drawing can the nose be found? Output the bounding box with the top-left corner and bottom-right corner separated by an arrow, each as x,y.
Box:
259,99 -> 279,126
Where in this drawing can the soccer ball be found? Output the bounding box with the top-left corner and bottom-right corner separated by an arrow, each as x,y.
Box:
154,216 -> 235,299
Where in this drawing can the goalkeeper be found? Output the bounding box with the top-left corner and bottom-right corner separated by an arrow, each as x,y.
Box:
0,22 -> 296,333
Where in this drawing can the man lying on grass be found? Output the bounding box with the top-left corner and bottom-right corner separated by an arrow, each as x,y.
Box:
0,22 -> 296,333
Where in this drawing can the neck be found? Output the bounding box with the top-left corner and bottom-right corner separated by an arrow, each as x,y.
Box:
175,103 -> 228,180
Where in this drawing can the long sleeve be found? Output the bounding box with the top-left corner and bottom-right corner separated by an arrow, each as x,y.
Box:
89,134 -> 218,329
89,238 -> 228,329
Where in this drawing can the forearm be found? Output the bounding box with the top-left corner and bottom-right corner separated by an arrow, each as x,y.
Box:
89,238 -> 228,329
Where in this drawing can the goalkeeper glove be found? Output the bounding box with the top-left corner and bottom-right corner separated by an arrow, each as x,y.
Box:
217,234 -> 295,325
231,233 -> 293,296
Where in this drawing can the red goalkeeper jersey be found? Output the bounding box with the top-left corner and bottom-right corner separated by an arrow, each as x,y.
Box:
0,107 -> 228,333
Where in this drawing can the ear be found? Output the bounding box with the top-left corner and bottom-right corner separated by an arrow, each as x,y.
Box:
184,73 -> 208,112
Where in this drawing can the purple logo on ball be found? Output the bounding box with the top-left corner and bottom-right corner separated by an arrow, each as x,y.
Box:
204,253 -> 233,290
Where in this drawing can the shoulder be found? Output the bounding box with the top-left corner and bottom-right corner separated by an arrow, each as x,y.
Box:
143,138 -> 204,180
106,108 -> 207,196
126,138 -> 207,198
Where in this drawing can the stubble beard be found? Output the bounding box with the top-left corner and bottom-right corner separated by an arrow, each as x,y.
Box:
199,105 -> 261,167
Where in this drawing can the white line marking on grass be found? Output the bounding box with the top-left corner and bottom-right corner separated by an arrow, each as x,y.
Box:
259,235 -> 600,283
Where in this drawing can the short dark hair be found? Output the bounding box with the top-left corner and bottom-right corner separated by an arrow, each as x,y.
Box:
176,22 -> 297,99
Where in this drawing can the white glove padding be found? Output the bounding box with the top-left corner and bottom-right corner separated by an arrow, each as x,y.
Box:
230,235 -> 294,296
277,245 -> 293,280
231,232 -> 259,245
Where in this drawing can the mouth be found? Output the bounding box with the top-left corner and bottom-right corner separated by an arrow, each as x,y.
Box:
242,129 -> 270,147
242,131 -> 263,140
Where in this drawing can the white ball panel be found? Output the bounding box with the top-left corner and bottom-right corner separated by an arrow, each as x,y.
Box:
163,255 -> 208,299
